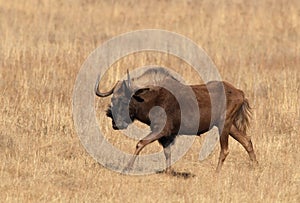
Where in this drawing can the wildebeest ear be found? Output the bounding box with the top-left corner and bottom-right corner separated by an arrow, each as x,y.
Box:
133,88 -> 150,102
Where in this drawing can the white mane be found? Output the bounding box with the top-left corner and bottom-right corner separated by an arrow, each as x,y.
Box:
128,67 -> 184,88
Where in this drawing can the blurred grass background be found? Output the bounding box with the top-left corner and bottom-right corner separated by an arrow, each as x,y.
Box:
0,0 -> 299,202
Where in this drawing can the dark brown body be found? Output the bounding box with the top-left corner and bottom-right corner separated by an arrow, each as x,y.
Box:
96,69 -> 258,173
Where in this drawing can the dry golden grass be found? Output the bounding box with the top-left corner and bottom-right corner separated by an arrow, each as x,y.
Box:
0,0 -> 299,202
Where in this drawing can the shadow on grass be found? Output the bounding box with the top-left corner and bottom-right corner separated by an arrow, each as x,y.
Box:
156,170 -> 196,179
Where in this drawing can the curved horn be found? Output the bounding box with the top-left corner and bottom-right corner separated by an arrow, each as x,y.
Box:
94,75 -> 117,97
127,69 -> 131,89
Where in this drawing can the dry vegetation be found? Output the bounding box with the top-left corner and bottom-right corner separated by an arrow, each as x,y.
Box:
0,0 -> 299,202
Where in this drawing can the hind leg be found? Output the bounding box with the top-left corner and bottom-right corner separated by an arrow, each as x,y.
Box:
216,125 -> 230,172
229,125 -> 258,165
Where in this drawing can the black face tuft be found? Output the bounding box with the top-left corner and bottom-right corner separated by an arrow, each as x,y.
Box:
106,105 -> 112,118
106,105 -> 118,129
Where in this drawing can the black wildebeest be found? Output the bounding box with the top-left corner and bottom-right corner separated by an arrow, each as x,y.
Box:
95,68 -> 258,173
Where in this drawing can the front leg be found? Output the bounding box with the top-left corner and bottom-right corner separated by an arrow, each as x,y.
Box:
158,136 -> 175,174
123,131 -> 165,173
163,145 -> 172,174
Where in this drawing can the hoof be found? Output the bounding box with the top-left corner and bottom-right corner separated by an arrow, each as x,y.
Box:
251,160 -> 259,168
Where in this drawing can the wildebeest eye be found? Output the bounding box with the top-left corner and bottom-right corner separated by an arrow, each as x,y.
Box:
106,105 -> 112,118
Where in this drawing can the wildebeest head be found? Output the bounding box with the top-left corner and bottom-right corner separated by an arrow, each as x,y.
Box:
95,68 -> 180,130
95,71 -> 138,130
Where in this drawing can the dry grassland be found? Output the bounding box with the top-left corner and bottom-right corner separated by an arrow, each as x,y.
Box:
0,0 -> 299,202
